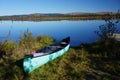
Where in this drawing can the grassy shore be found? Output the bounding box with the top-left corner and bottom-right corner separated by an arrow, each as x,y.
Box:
0,33 -> 120,80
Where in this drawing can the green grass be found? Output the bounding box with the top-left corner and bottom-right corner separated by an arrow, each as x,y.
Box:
0,33 -> 120,80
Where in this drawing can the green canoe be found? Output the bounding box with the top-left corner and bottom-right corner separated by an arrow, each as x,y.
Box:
23,37 -> 70,73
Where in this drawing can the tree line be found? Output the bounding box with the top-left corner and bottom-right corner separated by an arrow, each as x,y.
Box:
0,13 -> 120,21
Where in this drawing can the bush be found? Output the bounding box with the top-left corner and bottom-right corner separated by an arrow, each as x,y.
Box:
94,11 -> 120,57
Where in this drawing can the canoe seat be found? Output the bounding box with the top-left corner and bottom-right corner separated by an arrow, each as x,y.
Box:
48,46 -> 62,48
60,42 -> 67,46
33,52 -> 46,57
61,42 -> 67,44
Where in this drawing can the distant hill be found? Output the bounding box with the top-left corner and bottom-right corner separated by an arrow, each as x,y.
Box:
0,12 -> 120,21
0,12 -> 119,17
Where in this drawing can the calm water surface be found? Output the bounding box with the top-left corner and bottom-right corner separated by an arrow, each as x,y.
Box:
0,20 -> 120,46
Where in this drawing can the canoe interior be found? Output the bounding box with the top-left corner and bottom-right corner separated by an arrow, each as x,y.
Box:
32,36 -> 70,58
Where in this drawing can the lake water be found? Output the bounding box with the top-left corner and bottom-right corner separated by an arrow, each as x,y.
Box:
0,20 -> 120,46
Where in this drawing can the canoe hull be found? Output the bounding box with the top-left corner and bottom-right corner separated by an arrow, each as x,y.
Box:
23,44 -> 70,73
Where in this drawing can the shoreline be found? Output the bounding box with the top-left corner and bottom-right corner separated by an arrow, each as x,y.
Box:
0,13 -> 120,21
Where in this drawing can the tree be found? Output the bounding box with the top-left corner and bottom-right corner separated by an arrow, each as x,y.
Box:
95,11 -> 120,41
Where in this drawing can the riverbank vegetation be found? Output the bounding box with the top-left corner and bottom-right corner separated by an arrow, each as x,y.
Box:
0,31 -> 120,80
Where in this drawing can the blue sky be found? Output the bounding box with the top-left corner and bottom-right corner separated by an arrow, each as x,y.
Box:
0,0 -> 120,16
